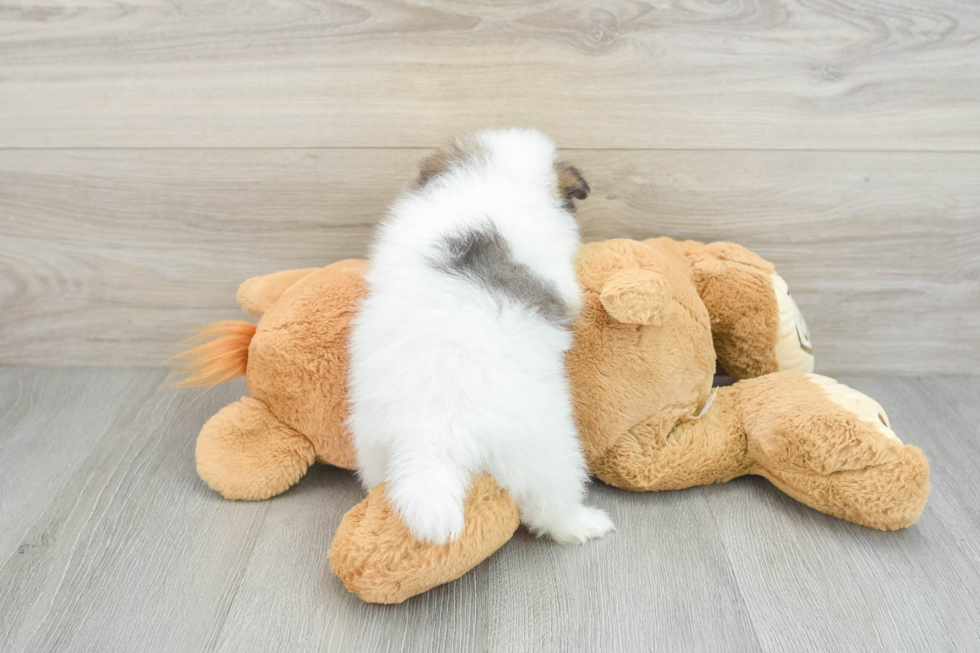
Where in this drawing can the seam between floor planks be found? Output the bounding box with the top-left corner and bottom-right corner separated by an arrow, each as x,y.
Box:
698,485 -> 767,652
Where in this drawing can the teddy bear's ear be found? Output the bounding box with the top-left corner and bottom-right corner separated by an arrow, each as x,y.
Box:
599,269 -> 672,326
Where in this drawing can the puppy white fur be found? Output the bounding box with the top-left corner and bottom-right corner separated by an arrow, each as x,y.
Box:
347,129 -> 614,545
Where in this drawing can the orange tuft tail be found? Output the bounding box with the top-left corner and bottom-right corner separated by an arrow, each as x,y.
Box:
171,320 -> 256,388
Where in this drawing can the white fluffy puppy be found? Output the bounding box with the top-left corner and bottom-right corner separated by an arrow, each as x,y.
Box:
347,129 -> 614,545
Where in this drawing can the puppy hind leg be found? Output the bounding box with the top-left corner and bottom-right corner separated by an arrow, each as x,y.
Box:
498,428 -> 614,544
520,478 -> 615,544
354,441 -> 388,490
385,448 -> 469,545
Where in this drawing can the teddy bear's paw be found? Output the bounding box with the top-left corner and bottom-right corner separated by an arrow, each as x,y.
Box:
806,374 -> 901,443
546,506 -> 616,545
772,273 -> 814,374
195,398 -> 316,501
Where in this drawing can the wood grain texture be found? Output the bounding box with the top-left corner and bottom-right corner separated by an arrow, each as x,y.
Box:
0,0 -> 978,149
1,148 -> 977,373
0,367 -> 161,561
0,368 -> 978,652
0,371 -> 267,652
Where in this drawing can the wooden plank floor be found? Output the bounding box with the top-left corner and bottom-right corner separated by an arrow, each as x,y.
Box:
1,367 -> 978,652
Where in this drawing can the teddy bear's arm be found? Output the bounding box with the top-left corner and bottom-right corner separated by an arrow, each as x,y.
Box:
236,268 -> 321,317
681,241 -> 813,380
590,388 -> 750,492
737,371 -> 929,530
594,372 -> 929,531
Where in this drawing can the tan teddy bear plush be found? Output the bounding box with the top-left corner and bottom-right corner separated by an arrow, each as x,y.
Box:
177,237 -> 929,604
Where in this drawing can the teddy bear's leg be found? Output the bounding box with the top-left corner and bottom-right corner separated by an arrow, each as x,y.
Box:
591,386 -> 752,492
235,268 -> 321,317
329,473 -> 521,604
196,397 -> 316,500
738,372 -> 930,530
676,239 -> 813,380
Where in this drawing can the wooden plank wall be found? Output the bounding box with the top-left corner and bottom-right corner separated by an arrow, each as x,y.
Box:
1,0 -> 978,373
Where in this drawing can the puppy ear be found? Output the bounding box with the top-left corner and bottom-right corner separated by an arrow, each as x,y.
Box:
554,161 -> 590,207
599,269 -> 672,326
416,142 -> 461,188
415,134 -> 482,188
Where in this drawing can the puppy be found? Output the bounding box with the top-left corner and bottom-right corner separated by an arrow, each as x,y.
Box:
347,129 -> 614,545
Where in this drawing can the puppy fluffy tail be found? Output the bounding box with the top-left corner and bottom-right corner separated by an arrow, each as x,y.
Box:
172,320 -> 256,388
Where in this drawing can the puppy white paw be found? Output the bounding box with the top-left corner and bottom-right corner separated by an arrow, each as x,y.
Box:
389,482 -> 466,546
547,507 -> 615,544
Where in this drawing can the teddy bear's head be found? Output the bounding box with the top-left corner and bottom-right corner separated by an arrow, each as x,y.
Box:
567,238 -> 718,464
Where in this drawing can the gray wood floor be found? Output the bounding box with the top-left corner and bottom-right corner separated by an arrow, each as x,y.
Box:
1,367 -> 977,652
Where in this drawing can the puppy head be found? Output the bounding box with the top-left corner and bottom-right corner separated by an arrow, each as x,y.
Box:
415,130 -> 590,212
554,160 -> 590,211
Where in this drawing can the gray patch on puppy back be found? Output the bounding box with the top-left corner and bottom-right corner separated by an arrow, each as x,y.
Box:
430,223 -> 571,327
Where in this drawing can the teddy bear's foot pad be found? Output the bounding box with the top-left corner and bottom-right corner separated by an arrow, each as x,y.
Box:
806,374 -> 900,442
